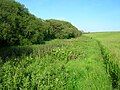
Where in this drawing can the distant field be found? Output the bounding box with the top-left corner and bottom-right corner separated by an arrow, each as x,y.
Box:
1,32 -> 120,90
85,32 -> 120,89
85,32 -> 120,69
85,32 -> 120,65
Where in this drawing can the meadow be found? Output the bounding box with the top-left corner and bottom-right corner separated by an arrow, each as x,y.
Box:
85,32 -> 120,89
0,32 -> 120,90
0,0 -> 120,90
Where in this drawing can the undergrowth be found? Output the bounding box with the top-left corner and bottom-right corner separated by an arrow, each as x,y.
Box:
0,37 -> 112,90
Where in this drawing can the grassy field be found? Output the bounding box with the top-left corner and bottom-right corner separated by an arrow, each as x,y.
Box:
85,32 -> 120,89
85,32 -> 120,67
0,32 -> 120,90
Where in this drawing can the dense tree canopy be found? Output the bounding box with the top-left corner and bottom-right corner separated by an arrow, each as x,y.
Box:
0,0 -> 82,46
45,19 -> 82,39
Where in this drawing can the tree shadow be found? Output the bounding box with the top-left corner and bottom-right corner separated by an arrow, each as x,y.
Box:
0,46 -> 33,63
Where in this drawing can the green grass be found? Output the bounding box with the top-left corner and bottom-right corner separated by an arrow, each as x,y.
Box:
85,32 -> 120,89
0,36 -> 112,90
85,32 -> 120,67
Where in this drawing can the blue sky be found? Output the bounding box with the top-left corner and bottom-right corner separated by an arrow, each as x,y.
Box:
16,0 -> 120,32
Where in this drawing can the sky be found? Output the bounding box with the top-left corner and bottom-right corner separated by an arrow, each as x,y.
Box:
16,0 -> 120,32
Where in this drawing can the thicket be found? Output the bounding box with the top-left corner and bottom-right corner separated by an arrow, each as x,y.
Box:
0,0 -> 82,46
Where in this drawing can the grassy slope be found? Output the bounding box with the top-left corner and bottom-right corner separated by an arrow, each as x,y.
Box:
85,32 -> 120,89
0,36 -> 112,90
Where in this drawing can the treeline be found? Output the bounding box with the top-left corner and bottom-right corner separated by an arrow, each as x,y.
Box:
0,0 -> 82,46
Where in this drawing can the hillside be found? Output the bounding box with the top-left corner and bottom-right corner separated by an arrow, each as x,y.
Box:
0,0 -> 82,46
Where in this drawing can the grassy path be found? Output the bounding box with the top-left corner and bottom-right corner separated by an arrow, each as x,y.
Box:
0,36 -> 112,90
85,32 -> 120,89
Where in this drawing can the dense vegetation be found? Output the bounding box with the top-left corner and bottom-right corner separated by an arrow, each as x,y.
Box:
0,36 -> 112,90
0,0 -> 82,46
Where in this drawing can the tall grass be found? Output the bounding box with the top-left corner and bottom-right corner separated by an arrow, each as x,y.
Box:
0,36 -> 112,90
85,32 -> 120,89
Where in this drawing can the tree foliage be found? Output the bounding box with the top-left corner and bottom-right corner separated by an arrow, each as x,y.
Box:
45,19 -> 82,39
0,0 -> 82,46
